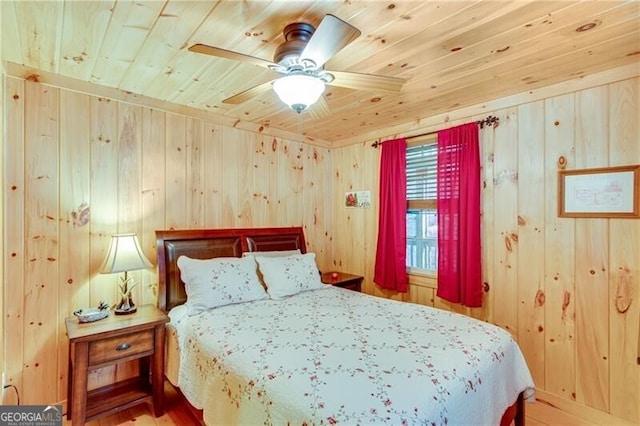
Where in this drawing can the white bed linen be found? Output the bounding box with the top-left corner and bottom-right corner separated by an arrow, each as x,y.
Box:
170,287 -> 535,425
165,305 -> 188,386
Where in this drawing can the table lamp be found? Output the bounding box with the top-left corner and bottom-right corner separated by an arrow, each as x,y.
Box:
99,233 -> 152,315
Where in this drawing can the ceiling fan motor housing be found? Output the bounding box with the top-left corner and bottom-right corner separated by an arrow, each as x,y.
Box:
274,22 -> 316,68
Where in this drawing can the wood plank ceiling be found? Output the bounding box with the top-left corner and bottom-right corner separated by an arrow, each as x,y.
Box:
2,0 -> 639,145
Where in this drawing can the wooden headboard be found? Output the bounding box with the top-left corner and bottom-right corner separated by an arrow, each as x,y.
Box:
155,227 -> 307,311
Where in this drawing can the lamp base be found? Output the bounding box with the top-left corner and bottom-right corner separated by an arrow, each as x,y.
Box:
114,306 -> 137,315
115,292 -> 137,315
113,306 -> 138,315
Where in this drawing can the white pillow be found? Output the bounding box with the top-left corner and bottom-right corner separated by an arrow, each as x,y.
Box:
242,249 -> 301,258
177,255 -> 268,314
255,253 -> 326,300
242,249 -> 303,290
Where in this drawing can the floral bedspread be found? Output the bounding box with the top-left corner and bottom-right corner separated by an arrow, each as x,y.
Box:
171,286 -> 535,425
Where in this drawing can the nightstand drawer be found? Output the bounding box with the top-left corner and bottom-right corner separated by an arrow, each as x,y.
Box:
88,329 -> 154,366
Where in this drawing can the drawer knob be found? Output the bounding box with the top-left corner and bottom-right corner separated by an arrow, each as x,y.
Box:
116,342 -> 132,351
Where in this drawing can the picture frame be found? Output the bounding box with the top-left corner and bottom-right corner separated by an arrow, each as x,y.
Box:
344,190 -> 372,208
558,165 -> 640,218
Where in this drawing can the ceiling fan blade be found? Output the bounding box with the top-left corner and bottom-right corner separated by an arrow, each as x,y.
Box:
307,96 -> 331,120
329,70 -> 406,93
189,44 -> 278,70
222,80 -> 274,105
300,14 -> 361,69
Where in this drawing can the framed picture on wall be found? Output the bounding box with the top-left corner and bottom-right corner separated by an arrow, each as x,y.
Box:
558,165 -> 640,218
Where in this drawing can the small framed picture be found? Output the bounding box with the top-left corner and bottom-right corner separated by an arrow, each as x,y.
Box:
558,165 -> 640,218
345,190 -> 372,208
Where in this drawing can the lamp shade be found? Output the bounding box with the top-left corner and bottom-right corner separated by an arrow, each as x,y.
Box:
272,74 -> 325,113
99,233 -> 152,274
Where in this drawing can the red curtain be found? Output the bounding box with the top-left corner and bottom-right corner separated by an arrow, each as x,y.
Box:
436,123 -> 482,307
374,138 -> 408,292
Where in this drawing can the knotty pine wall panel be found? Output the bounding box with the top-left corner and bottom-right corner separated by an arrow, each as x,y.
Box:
58,90 -> 91,399
479,122 -> 496,325
276,138 -> 304,226
89,96 -> 119,308
165,113 -> 188,230
543,93 -> 577,401
140,108 -> 166,307
264,136 -> 281,227
2,77 -> 333,405
515,100 -> 546,390
331,75 -> 640,423
221,126 -> 244,227
491,107 -> 519,338
23,82 -> 60,405
574,86 -> 610,412
302,144 -> 333,260
608,78 -> 640,422
185,118 -> 205,228
4,76 -> 25,406
251,135 -> 271,227
203,122 -> 223,227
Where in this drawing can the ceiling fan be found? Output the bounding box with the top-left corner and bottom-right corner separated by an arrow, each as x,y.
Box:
188,14 -> 406,114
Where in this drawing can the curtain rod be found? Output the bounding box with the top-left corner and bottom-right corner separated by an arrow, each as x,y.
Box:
371,115 -> 499,148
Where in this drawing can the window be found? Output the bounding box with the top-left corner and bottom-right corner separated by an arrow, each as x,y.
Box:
406,141 -> 437,273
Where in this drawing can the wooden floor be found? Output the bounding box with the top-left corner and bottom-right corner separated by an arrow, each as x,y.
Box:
64,381 -> 595,426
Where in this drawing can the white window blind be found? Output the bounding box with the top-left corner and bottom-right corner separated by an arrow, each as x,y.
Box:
406,142 -> 437,209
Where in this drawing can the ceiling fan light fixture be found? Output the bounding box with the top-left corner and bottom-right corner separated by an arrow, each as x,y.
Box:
273,74 -> 325,113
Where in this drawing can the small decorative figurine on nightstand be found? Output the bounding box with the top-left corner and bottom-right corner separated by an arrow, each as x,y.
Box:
73,301 -> 109,323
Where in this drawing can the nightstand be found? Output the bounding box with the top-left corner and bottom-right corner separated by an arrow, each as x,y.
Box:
321,271 -> 363,292
65,304 -> 169,426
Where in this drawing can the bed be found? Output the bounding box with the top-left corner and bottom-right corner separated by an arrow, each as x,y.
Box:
156,227 -> 535,425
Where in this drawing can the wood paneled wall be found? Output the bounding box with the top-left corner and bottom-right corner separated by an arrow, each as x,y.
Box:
2,69 -> 639,424
331,76 -> 640,423
1,76 -> 333,405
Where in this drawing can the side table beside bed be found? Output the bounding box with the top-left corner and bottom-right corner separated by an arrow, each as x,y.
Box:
321,271 -> 363,292
65,304 -> 169,426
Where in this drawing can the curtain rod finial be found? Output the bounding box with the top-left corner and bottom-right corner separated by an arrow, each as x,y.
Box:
478,115 -> 499,129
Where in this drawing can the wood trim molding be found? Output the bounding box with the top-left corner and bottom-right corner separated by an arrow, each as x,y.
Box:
534,389 -> 638,426
408,272 -> 437,289
3,61 -> 333,149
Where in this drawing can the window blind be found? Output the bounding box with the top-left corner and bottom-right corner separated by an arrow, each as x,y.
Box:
406,143 -> 437,209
